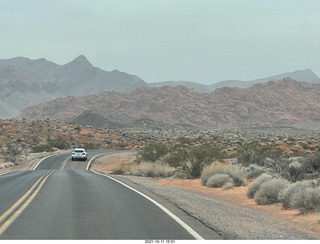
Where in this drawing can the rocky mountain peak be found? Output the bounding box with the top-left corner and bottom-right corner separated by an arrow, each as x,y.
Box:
65,55 -> 93,69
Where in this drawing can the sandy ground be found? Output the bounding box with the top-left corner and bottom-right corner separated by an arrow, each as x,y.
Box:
91,152 -> 320,238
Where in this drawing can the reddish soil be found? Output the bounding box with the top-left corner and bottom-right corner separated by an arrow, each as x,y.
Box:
91,152 -> 320,238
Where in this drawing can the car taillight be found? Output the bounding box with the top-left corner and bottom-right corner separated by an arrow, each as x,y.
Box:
82,153 -> 85,155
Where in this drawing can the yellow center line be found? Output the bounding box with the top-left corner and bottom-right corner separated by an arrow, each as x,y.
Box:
0,170 -> 53,236
60,156 -> 70,170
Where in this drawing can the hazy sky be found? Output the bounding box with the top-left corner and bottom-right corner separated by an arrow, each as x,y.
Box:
1,0 -> 319,85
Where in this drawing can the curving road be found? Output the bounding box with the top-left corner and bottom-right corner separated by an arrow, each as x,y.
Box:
0,150 -> 203,240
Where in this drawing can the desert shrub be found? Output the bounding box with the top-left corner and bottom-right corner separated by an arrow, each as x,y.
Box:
290,187 -> 320,213
187,146 -> 225,178
140,143 -> 170,162
48,137 -> 70,150
253,178 -> 289,205
112,163 -> 133,175
245,164 -> 267,179
279,181 -> 314,209
303,152 -> 320,173
237,142 -> 282,167
267,158 -> 311,182
201,162 -> 246,187
247,174 -> 273,198
31,144 -> 54,153
206,174 -> 234,188
84,143 -> 99,150
129,162 -> 176,178
165,148 -> 188,168
201,162 -> 226,185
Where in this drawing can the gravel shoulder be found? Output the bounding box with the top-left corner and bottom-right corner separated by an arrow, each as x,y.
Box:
91,152 -> 320,240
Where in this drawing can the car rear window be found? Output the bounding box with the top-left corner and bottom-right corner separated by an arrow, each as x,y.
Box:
74,150 -> 84,153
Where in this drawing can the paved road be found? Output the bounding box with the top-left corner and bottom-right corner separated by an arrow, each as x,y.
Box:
0,150 -> 203,240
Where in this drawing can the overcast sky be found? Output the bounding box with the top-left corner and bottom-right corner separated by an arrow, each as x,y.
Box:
1,0 -> 319,85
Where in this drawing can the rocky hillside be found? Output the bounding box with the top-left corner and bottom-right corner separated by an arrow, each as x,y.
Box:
17,78 -> 320,129
0,56 -> 146,118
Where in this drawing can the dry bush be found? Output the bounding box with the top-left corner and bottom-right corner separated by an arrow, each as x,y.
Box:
112,163 -> 134,175
245,164 -> 267,179
247,174 -> 273,199
129,162 -> 176,178
290,187 -> 320,213
201,162 -> 246,188
253,178 -> 289,205
201,162 -> 226,185
279,181 -> 314,209
206,174 -> 234,188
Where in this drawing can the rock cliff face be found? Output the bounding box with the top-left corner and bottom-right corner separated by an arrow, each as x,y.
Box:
17,78 -> 320,129
0,56 -> 147,118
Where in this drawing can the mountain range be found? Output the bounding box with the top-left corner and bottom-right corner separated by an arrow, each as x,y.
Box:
0,55 -> 146,118
1,55 -> 320,127
17,78 -> 320,129
149,69 -> 320,92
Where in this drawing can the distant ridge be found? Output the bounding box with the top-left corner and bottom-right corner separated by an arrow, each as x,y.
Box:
17,78 -> 320,129
149,69 -> 320,93
1,55 -> 319,119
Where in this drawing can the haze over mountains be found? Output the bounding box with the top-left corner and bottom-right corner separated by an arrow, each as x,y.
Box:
1,55 -> 320,129
17,78 -> 320,129
0,55 -> 146,117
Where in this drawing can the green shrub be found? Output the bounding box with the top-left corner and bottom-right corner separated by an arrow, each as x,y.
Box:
140,143 -> 169,162
165,149 -> 188,168
188,146 -> 225,178
253,178 -> 289,205
290,187 -> 320,213
237,143 -> 282,167
84,143 -> 99,150
247,174 -> 273,198
49,137 -> 70,150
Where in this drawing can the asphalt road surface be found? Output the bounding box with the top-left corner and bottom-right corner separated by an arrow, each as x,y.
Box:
0,150 -> 204,240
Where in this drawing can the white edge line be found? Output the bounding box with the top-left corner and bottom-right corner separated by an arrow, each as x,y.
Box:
0,171 -> 12,176
32,155 -> 56,170
86,153 -> 109,170
91,170 -> 205,240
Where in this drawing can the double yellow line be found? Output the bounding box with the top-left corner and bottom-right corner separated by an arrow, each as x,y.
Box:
0,170 -> 53,236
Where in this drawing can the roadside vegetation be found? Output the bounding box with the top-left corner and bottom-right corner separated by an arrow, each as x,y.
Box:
115,138 -> 320,217
1,118 -> 320,217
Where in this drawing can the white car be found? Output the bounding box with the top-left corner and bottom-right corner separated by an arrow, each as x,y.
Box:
71,148 -> 87,161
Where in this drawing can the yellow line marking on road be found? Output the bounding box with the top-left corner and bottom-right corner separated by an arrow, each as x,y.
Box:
0,170 -> 53,236
60,156 -> 70,170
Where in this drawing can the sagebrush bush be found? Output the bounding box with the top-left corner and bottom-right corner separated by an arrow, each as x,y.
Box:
247,174 -> 273,198
201,162 -> 226,185
279,181 -> 314,209
206,174 -> 234,188
290,187 -> 320,213
245,164 -> 266,179
201,162 -> 245,187
253,178 -> 289,205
